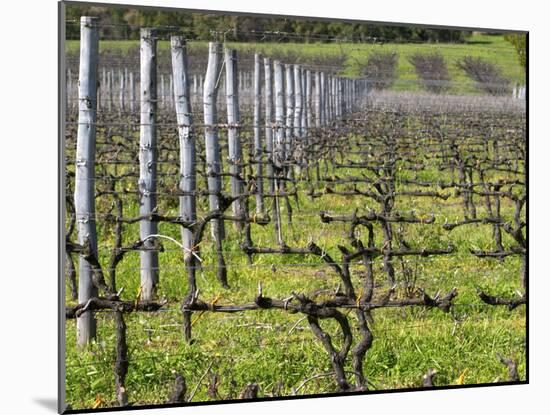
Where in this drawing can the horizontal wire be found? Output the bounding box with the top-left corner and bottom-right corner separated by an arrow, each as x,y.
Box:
64,209 -> 523,223
64,21 -> 523,49
64,76 -> 524,86
65,251 -> 518,264
80,301 -> 521,317
66,209 -> 522,223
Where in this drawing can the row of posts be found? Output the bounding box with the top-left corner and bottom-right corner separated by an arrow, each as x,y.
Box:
66,64 -> 368,117
67,67 -> 208,113
66,68 -> 368,114
72,16 -> 368,346
512,84 -> 526,100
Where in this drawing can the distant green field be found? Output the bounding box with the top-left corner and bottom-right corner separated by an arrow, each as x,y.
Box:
65,33 -> 525,94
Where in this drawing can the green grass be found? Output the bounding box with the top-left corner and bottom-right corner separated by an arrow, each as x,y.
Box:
64,112 -> 526,409
65,33 -> 525,94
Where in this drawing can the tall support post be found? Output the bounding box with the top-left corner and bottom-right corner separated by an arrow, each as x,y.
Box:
100,67 -> 106,110
107,69 -> 113,112
160,74 -> 166,110
67,68 -> 73,112
305,70 -> 312,131
169,74 -> 173,110
293,65 -> 303,174
313,72 -> 322,182
203,42 -> 228,287
351,79 -> 354,112
337,77 -> 341,117
315,71 -> 321,128
66,68 -> 72,114
129,72 -> 135,113
358,79 -> 362,109
345,78 -> 348,114
338,78 -> 343,118
325,75 -> 332,124
349,79 -> 353,111
74,16 -> 99,347
326,73 -> 330,124
305,69 -> 312,168
335,77 -> 339,118
293,65 -> 302,140
341,78 -> 344,117
119,68 -> 125,114
333,76 -> 337,119
333,76 -> 338,120
283,64 -> 295,222
358,79 -> 362,110
192,74 -> 198,107
328,76 -> 334,122
264,58 -> 275,193
301,69 -> 307,139
139,28 -> 159,301
225,48 -> 245,229
273,61 -> 285,245
331,76 -> 336,121
171,36 -> 196,341
341,78 -> 345,117
124,68 -> 128,108
346,79 -> 351,114
320,72 -> 326,126
274,61 -> 286,167
356,79 -> 360,110
354,79 -> 358,110
284,64 -> 295,161
253,53 -> 264,214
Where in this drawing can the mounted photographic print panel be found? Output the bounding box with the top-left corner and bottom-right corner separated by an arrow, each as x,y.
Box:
59,1 -> 527,412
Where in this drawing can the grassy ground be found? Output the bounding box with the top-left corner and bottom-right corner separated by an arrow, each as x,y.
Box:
64,109 -> 526,409
65,33 -> 524,95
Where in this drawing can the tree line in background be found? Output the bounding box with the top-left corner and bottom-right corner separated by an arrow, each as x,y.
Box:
65,4 -> 526,95
66,5 -> 472,43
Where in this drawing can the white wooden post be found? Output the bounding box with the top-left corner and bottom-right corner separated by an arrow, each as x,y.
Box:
285,64 -> 294,160
320,72 -> 326,126
160,74 -> 165,110
274,61 -> 286,167
225,48 -> 245,229
204,42 -> 224,238
100,67 -> 106,110
301,69 -> 307,139
273,61 -> 285,244
171,36 -> 197,340
169,74 -> 173,110
315,72 -> 321,128
204,42 -> 228,287
109,69 -> 115,112
253,53 -> 264,214
139,28 -> 159,301
264,58 -> 275,194
74,16 -> 99,347
129,72 -> 135,113
293,65 -> 302,140
119,69 -> 125,114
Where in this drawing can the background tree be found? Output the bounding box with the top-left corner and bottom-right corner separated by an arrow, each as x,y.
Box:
65,4 -> 471,43
504,33 -> 527,68
409,52 -> 451,93
456,56 -> 510,95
